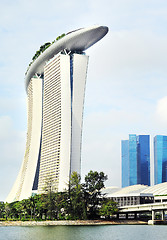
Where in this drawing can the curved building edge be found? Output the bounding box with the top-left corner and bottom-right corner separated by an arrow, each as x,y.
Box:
25,25 -> 108,91
6,77 -> 43,203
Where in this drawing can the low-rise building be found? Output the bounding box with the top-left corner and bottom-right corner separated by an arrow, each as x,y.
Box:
102,185 -> 154,207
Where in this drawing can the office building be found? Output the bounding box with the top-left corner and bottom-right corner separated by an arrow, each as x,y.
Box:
122,134 -> 150,187
6,26 -> 108,202
121,140 -> 129,187
154,135 -> 167,184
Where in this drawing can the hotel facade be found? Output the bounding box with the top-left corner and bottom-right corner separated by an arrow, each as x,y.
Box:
6,26 -> 108,202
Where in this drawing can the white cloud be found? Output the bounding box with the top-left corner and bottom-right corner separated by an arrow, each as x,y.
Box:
156,96 -> 167,123
88,30 -> 167,81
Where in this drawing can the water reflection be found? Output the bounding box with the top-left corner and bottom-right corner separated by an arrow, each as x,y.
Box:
1,225 -> 167,240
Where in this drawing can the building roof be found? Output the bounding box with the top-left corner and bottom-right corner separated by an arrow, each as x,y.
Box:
141,182 -> 167,195
107,185 -> 150,197
101,186 -> 121,195
103,183 -> 167,198
25,25 -> 108,91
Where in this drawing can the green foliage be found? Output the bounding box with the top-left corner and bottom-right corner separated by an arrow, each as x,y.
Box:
99,199 -> 118,219
0,202 -> 5,218
25,33 -> 66,75
56,33 -> 65,41
4,202 -> 11,220
68,172 -> 87,219
1,170 -> 109,221
83,171 -> 108,219
32,42 -> 51,62
84,171 -> 108,193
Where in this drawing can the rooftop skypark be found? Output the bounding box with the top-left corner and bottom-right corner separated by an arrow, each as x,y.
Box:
24,26 -> 108,91
25,33 -> 66,75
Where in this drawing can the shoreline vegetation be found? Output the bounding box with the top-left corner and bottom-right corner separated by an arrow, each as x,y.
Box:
0,220 -> 147,226
1,171 -> 118,222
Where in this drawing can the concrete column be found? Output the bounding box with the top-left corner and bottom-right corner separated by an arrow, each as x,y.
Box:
161,210 -> 165,221
133,197 -> 135,205
148,210 -> 155,225
152,210 -> 155,221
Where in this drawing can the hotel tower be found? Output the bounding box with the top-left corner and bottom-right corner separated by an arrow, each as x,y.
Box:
6,26 -> 108,202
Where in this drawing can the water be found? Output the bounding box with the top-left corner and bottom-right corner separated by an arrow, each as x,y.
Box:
1,225 -> 167,240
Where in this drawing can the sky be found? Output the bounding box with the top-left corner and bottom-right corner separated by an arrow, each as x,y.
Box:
1,0 -> 167,201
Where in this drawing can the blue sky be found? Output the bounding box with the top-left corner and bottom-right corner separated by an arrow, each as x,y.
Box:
1,0 -> 167,201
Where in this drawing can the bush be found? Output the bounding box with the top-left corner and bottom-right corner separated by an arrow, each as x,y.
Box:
58,213 -> 65,220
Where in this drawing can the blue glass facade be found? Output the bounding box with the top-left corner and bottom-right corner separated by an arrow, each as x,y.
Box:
129,134 -> 138,186
121,140 -> 129,187
137,135 -> 150,186
154,135 -> 167,184
122,134 -> 150,187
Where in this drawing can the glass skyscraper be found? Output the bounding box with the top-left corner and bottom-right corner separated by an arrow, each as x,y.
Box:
137,135 -> 150,186
121,140 -> 129,187
154,135 -> 167,185
122,134 -> 150,187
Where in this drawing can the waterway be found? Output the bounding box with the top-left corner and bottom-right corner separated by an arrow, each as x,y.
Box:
1,225 -> 167,240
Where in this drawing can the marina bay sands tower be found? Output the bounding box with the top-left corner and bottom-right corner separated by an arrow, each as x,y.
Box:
6,26 -> 108,202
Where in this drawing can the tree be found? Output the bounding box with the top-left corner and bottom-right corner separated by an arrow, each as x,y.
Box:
9,201 -> 21,220
0,202 -> 5,219
43,176 -> 58,220
33,194 -> 46,220
68,172 -> 87,219
99,199 -> 118,219
4,203 -> 11,220
83,170 -> 108,219
26,197 -> 37,220
53,192 -> 68,220
1,170 -> 109,221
